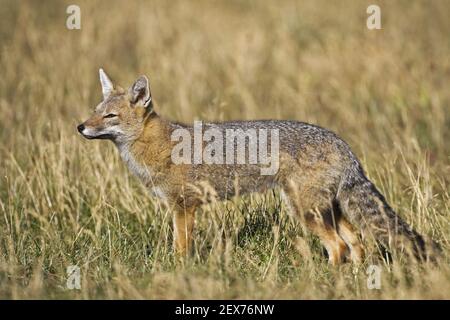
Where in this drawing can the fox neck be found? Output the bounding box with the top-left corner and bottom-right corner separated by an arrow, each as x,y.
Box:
115,112 -> 173,186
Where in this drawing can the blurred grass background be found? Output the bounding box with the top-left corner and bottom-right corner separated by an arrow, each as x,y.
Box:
0,0 -> 449,298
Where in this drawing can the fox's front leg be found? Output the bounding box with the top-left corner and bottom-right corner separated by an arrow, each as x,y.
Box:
173,206 -> 196,257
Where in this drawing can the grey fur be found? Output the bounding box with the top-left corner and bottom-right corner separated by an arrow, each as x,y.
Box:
168,118 -> 432,260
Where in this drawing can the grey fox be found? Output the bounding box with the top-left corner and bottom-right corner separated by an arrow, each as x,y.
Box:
77,69 -> 436,264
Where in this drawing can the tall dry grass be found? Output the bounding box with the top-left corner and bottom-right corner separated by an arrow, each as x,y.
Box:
0,0 -> 449,299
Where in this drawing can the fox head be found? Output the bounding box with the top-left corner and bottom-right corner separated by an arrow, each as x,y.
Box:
77,69 -> 153,143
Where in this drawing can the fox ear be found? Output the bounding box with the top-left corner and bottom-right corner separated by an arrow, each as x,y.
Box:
129,75 -> 152,108
99,68 -> 114,99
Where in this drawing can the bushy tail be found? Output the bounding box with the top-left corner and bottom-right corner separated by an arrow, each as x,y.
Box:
337,168 -> 436,261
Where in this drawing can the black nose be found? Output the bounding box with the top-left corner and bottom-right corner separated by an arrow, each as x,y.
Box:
77,124 -> 85,133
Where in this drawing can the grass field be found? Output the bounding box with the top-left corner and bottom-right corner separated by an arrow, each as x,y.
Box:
0,0 -> 449,299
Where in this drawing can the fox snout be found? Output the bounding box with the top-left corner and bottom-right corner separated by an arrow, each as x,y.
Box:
77,123 -> 94,139
77,123 -> 85,134
77,123 -> 110,139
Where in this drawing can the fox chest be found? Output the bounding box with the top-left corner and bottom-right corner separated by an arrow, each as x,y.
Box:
118,144 -> 168,201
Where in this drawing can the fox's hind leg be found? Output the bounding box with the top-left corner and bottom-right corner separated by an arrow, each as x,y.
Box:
282,188 -> 347,265
304,208 -> 348,265
335,215 -> 365,264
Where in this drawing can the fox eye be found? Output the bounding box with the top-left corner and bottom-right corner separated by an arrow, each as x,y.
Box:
104,113 -> 118,118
